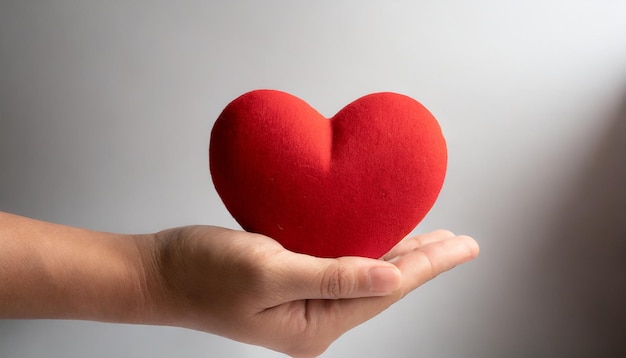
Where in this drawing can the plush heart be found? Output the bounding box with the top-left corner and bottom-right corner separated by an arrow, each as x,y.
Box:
209,90 -> 447,259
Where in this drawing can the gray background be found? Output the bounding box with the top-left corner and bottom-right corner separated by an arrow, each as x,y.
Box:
1,1 -> 625,357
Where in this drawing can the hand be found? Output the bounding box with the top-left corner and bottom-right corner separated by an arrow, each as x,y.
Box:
144,227 -> 479,357
0,212 -> 478,358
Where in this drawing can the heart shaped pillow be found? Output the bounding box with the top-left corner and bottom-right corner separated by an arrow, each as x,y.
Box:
210,90 -> 447,258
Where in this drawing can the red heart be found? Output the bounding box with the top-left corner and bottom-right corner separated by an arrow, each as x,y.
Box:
210,90 -> 447,258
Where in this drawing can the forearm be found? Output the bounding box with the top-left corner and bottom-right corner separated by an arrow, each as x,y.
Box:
0,212 -> 156,323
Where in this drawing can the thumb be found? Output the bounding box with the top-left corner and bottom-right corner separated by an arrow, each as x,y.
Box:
283,255 -> 402,300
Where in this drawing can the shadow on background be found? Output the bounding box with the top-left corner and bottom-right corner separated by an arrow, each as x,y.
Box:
535,93 -> 626,356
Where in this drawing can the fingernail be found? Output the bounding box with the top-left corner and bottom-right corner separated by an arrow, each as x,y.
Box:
368,266 -> 401,293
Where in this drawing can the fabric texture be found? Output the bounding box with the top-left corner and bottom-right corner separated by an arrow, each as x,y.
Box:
210,90 -> 447,258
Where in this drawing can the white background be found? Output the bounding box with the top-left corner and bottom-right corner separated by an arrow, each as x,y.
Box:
1,1 -> 625,357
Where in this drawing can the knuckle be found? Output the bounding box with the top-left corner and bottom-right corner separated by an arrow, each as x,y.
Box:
284,340 -> 329,358
321,262 -> 353,299
285,346 -> 327,358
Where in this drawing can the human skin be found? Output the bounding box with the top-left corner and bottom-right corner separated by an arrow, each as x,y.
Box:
0,211 -> 479,357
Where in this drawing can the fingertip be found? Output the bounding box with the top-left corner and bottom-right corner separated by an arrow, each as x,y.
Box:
445,236 -> 479,273
432,229 -> 456,238
460,234 -> 479,253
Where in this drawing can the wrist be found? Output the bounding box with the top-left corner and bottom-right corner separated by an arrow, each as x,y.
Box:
130,228 -> 190,328
59,230 -> 157,324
